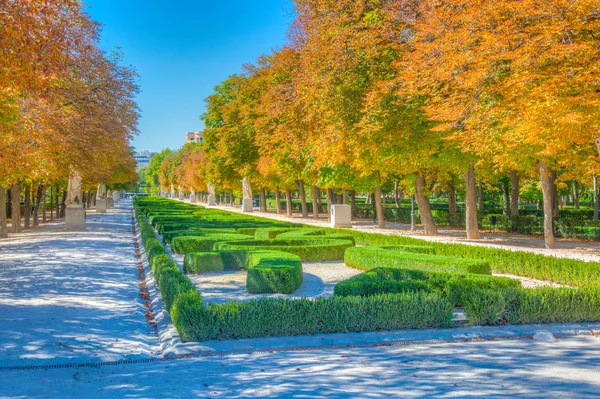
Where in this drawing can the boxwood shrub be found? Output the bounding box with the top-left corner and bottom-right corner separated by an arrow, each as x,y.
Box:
183,292 -> 453,341
335,267 -> 520,306
215,238 -> 354,262
171,233 -> 253,254
344,246 -> 491,275
183,249 -> 303,294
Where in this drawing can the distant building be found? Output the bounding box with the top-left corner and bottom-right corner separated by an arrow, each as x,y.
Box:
134,150 -> 155,169
186,131 -> 203,144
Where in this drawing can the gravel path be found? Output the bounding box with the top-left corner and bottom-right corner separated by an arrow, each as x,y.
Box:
188,260 -> 362,304
0,200 -> 160,367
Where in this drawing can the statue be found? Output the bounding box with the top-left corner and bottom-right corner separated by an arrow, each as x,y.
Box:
66,170 -> 83,206
96,183 -> 106,200
241,177 -> 252,200
208,183 -> 216,196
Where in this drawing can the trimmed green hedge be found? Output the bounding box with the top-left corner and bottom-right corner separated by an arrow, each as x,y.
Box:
183,249 -> 303,294
344,246 -> 491,275
162,228 -> 238,244
215,238 -> 354,262
463,287 -> 600,325
254,227 -> 297,240
171,233 -> 253,254
246,251 -> 303,294
327,228 -> 600,287
184,252 -> 224,273
335,267 -> 521,306
177,292 -> 453,341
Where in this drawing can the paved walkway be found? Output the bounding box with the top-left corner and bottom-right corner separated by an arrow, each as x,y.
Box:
1,336 -> 599,398
0,200 -> 160,367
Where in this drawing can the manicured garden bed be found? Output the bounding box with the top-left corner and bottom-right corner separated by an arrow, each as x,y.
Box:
134,197 -> 600,343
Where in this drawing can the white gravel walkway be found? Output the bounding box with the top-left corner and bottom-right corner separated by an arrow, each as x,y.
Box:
0,200 -> 160,367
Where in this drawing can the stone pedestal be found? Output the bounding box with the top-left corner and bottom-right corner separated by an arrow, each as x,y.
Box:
107,197 -> 114,208
330,204 -> 352,228
113,191 -> 120,202
96,199 -> 107,213
190,193 -> 197,203
207,195 -> 217,207
65,205 -> 86,231
242,198 -> 254,213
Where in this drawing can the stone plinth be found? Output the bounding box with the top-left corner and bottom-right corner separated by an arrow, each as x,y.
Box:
207,195 -> 217,207
242,198 -> 254,213
190,193 -> 197,203
96,199 -> 107,213
113,191 -> 120,202
330,204 -> 352,228
65,205 -> 86,231
107,197 -> 114,208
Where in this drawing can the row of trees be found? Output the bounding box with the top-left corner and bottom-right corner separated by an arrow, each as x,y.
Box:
0,0 -> 140,236
150,0 -> 600,248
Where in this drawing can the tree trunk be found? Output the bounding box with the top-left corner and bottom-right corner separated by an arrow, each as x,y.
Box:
285,188 -> 293,217
465,166 -> 480,239
0,186 -> 7,238
50,187 -> 54,221
510,169 -> 519,216
42,188 -> 47,223
415,172 -> 438,235
275,190 -> 282,214
573,180 -> 579,210
374,186 -> 385,228
502,179 -> 510,216
594,173 -> 598,222
33,184 -> 44,226
295,180 -> 308,218
552,172 -> 559,218
477,180 -> 484,212
60,190 -> 67,218
326,188 -> 334,218
448,181 -> 457,226
540,161 -> 556,249
23,184 -> 31,229
350,190 -> 357,218
311,186 -> 320,219
10,183 -> 21,233
342,189 -> 348,205
259,188 -> 267,212
230,193 -> 235,207
394,181 -> 400,208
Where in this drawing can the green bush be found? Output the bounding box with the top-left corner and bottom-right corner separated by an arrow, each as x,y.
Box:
245,251 -> 303,294
335,267 -> 520,306
327,228 -> 600,287
215,238 -> 354,262
187,292 -> 453,341
503,287 -> 600,324
162,228 -> 238,244
463,289 -> 506,325
254,227 -> 297,240
184,252 -> 224,273
171,233 -> 253,254
183,249 -> 303,294
344,246 -> 491,275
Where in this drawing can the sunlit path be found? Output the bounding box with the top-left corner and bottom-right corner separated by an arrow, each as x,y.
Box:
1,336 -> 600,398
0,200 -> 160,367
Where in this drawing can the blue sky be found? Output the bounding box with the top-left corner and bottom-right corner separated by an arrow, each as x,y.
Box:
84,0 -> 294,153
